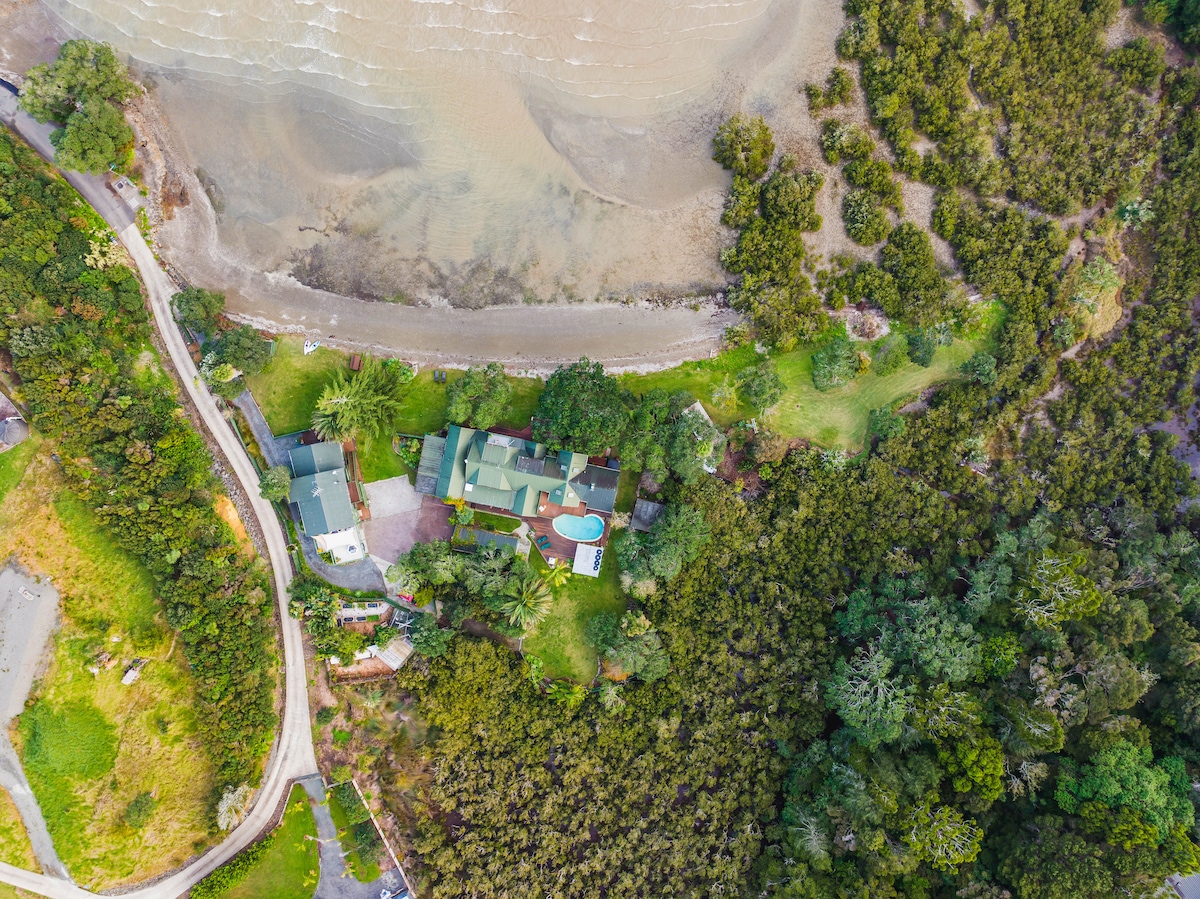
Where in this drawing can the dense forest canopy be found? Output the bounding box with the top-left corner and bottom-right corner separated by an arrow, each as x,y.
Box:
380,2 -> 1200,898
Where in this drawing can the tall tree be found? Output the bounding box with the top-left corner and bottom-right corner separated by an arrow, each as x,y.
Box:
444,362 -> 515,430
532,357 -> 628,455
20,40 -> 137,122
311,356 -> 412,441
20,40 -> 138,173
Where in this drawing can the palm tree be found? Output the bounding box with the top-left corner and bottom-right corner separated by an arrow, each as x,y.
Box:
501,570 -> 554,631
544,560 -> 572,588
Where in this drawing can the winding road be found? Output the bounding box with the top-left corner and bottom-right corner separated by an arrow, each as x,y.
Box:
1,89 -> 319,899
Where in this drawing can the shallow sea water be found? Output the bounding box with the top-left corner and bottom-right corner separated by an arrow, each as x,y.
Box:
38,0 -> 826,303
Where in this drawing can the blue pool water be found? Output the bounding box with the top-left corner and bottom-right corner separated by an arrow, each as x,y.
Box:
552,513 -> 605,543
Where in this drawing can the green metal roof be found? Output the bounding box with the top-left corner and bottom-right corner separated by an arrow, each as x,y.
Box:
415,435 -> 446,495
428,425 -> 608,518
290,468 -> 357,536
289,441 -> 345,478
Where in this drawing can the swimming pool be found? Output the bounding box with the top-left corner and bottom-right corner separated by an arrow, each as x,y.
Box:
552,513 -> 605,543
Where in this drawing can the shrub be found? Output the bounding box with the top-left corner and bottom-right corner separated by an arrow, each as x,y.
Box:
844,157 -> 903,209
315,706 -> 336,726
761,169 -> 824,230
1107,37 -> 1166,92
842,190 -> 891,245
190,835 -> 275,899
820,120 -> 875,164
735,361 -> 785,411
881,224 -> 953,327
123,792 -> 157,829
713,113 -> 775,180
907,329 -> 937,367
334,783 -> 371,825
811,333 -> 858,391
722,176 -> 762,230
806,66 -> 855,111
258,465 -> 291,502
873,334 -> 909,375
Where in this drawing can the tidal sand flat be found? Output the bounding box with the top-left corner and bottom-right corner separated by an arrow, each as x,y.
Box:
25,0 -> 835,304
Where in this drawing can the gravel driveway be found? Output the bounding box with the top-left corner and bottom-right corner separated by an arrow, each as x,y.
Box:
0,565 -> 59,726
0,563 -> 71,879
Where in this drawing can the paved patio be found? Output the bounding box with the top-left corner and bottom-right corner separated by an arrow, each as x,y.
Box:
365,494 -> 455,570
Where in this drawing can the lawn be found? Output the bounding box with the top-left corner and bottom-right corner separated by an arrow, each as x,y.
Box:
770,338 -> 976,450
619,338 -> 977,450
246,336 -> 348,435
0,433 -> 39,507
358,433 -> 410,483
327,785 -> 382,882
473,510 -> 522,533
618,344 -> 760,427
524,545 -> 626,683
0,456 -> 218,890
217,785 -> 319,899
0,788 -> 37,871
614,468 -> 639,515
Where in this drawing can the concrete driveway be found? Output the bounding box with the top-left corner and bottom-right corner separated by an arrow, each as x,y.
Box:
364,493 -> 453,568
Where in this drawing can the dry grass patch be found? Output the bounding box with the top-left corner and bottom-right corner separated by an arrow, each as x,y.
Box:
0,788 -> 38,871
0,455 -> 218,890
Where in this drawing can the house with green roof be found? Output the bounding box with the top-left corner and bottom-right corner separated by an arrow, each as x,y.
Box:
416,425 -> 618,518
288,441 -> 364,563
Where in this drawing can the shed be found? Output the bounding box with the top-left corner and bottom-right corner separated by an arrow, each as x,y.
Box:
630,499 -> 666,533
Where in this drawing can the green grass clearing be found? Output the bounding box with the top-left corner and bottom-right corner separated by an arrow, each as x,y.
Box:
0,788 -> 38,871
0,458 -> 218,889
358,433 -> 411,483
219,785 -> 319,899
614,468 -> 639,515
0,433 -> 39,507
618,345 -> 760,427
525,545 -> 626,683
246,336 -> 348,435
769,338 -> 976,450
327,786 -> 382,882
472,510 -> 522,533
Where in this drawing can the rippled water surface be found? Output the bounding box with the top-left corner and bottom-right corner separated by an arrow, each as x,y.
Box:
41,0 -> 822,303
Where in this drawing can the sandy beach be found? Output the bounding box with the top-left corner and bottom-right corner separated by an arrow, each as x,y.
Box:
0,0 -> 897,371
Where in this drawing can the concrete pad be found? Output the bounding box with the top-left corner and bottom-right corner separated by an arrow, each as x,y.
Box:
363,495 -> 454,566
364,476 -> 424,519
